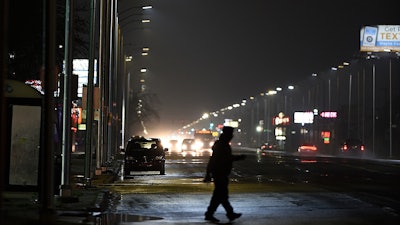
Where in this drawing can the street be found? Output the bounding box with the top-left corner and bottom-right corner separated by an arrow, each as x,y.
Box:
84,147 -> 400,224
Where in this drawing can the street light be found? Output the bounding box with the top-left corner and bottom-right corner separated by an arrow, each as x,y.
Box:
142,5 -> 153,10
119,5 -> 153,15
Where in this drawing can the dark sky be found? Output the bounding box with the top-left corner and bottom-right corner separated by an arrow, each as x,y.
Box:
123,0 -> 399,134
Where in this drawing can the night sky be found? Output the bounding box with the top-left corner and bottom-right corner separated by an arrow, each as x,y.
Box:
11,0 -> 399,136
120,0 -> 399,134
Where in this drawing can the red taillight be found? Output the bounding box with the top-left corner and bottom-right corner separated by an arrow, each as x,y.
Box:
360,145 -> 365,151
343,145 -> 348,151
300,145 -> 317,151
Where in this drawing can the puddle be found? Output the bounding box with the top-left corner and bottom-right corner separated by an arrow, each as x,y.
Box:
93,213 -> 163,224
57,212 -> 163,224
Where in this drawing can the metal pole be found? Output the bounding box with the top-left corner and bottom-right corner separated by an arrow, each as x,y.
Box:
362,68 -> 365,142
60,0 -> 73,197
126,71 -> 131,140
328,79 -> 331,111
103,0 -> 111,166
41,0 -> 56,213
85,0 -> 96,181
372,63 -> 375,156
107,0 -> 114,164
389,58 -> 392,158
96,0 -> 105,174
347,74 -> 352,138
121,37 -> 127,151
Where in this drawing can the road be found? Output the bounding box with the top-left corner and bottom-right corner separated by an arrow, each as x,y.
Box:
94,147 -> 400,224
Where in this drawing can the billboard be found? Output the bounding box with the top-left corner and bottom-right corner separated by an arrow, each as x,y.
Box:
294,112 -> 314,125
360,25 -> 400,52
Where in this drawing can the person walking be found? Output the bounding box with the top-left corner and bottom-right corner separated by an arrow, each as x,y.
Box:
203,126 -> 246,222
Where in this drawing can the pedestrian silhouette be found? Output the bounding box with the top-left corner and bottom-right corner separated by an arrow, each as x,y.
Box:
204,126 -> 246,222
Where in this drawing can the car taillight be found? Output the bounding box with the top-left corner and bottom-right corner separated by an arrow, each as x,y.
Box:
343,145 -> 348,150
360,145 -> 365,151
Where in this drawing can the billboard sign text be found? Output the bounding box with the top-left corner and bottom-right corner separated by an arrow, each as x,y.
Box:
360,25 -> 400,52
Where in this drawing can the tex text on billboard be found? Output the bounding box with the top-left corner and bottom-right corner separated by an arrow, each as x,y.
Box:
360,25 -> 400,52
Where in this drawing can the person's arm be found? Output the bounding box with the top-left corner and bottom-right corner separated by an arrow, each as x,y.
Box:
203,155 -> 215,182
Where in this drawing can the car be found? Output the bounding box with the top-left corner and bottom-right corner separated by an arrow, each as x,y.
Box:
124,136 -> 168,175
260,142 -> 277,151
181,138 -> 198,156
166,139 -> 179,151
339,139 -> 365,156
297,143 -> 318,156
257,142 -> 278,157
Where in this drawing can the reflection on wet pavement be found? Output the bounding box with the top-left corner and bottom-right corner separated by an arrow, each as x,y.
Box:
98,213 -> 163,223
58,213 -> 164,224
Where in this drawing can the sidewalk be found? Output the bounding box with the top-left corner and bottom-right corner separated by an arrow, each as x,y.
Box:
1,156 -> 120,225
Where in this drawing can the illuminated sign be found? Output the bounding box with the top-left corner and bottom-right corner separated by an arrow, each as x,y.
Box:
275,127 -> 286,140
321,131 -> 331,144
70,59 -> 98,97
273,112 -> 290,126
360,25 -> 400,52
274,116 -> 290,125
294,112 -> 314,124
195,129 -> 212,134
320,111 -> 337,118
224,119 -> 239,128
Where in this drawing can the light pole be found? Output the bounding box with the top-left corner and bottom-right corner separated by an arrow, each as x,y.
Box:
60,0 -> 74,197
347,73 -> 352,138
372,59 -> 376,155
84,0 -> 97,182
266,90 -> 277,143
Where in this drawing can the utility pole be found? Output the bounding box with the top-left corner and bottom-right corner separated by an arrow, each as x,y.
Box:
40,0 -> 56,222
60,0 -> 74,197
96,0 -> 106,175
85,0 -> 97,182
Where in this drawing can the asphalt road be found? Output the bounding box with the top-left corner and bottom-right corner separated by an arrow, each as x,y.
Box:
95,147 -> 400,224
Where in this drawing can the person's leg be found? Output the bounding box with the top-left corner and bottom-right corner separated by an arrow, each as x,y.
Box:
219,178 -> 234,214
205,182 -> 222,222
219,177 -> 242,221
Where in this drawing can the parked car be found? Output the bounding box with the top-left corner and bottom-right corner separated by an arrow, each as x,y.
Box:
297,143 -> 318,156
339,138 -> 365,156
124,136 -> 168,175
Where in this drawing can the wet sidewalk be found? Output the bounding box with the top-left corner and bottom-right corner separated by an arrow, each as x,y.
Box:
1,153 -> 120,225
1,172 -> 116,225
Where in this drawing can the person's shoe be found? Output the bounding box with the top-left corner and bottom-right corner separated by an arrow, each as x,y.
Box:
205,214 -> 220,222
227,212 -> 242,221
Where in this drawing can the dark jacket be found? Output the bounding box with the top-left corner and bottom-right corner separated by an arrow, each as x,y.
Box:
206,134 -> 245,178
